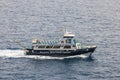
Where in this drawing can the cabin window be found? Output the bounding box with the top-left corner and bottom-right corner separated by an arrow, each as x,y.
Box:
64,45 -> 71,49
61,41 -> 64,43
38,46 -> 46,48
53,45 -> 60,48
66,39 -> 71,43
71,39 -> 76,44
73,45 -> 76,47
46,45 -> 53,48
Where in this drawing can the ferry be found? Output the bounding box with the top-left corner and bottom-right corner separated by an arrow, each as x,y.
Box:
25,31 -> 97,57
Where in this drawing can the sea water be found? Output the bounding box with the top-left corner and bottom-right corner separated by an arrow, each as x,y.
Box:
0,0 -> 120,80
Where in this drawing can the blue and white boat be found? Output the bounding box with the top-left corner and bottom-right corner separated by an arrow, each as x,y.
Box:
25,31 -> 97,57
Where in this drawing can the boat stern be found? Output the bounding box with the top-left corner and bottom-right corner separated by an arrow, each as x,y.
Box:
24,48 -> 32,55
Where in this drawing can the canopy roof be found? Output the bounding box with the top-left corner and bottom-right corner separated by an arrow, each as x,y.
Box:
32,39 -> 60,45
63,32 -> 75,38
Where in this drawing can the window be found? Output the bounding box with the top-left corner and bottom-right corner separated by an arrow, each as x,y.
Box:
53,45 -> 60,48
66,39 -> 71,43
61,41 -> 64,43
73,45 -> 76,47
38,46 -> 45,48
64,45 -> 71,49
46,45 -> 53,48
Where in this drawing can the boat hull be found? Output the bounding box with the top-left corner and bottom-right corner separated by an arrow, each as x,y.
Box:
25,46 -> 96,57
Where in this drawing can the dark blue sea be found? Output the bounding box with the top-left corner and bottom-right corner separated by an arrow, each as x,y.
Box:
0,0 -> 120,80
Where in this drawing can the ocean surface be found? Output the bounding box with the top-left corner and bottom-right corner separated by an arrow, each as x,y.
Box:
0,0 -> 120,80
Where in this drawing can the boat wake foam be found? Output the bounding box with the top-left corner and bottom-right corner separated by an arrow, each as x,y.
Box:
0,50 -> 88,59
0,50 -> 25,58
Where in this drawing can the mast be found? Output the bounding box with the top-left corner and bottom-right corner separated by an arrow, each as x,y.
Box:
63,27 -> 75,38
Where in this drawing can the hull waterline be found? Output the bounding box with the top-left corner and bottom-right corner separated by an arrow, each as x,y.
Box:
25,46 -> 96,57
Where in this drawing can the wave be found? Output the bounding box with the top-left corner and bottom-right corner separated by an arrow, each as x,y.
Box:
0,50 -> 88,59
